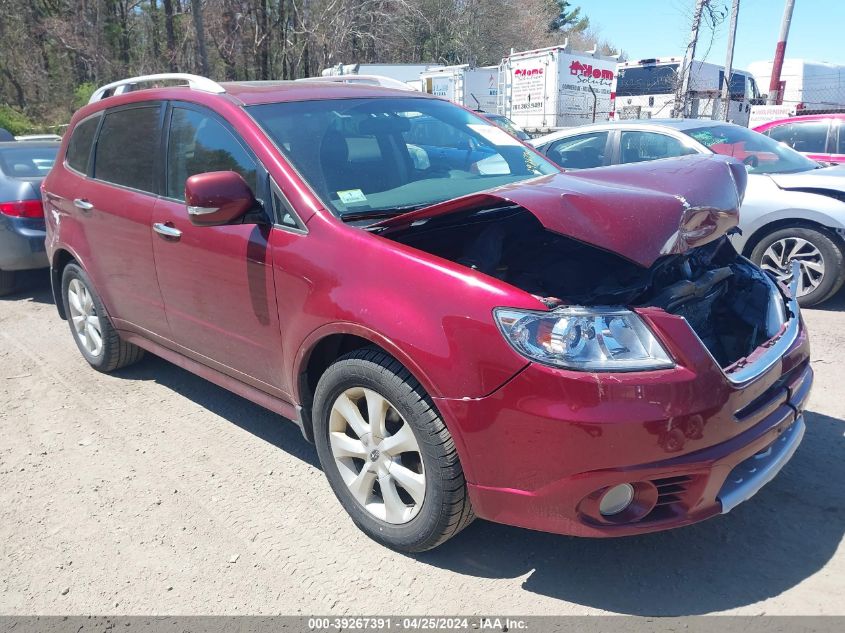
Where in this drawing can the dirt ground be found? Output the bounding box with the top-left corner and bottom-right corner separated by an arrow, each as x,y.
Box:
1,273 -> 843,616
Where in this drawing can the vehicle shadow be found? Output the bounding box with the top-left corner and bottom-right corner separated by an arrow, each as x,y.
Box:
114,355 -> 320,469
815,285 -> 845,311
414,409 -> 844,616
0,270 -> 53,304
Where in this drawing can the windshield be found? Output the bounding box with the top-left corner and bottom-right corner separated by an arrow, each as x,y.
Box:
248,97 -> 557,218
684,124 -> 820,174
483,114 -> 531,141
0,145 -> 58,178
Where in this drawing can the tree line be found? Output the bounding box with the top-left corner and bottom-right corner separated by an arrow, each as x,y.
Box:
0,0 -> 614,131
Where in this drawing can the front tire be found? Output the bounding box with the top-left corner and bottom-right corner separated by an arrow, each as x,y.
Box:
313,349 -> 474,552
61,263 -> 144,372
750,226 -> 845,307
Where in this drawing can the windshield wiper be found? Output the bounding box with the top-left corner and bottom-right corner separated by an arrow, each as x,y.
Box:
339,204 -> 429,222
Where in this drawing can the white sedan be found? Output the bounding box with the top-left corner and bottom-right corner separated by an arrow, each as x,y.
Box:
531,119 -> 845,306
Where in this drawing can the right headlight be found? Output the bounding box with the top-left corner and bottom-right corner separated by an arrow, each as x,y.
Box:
494,306 -> 674,372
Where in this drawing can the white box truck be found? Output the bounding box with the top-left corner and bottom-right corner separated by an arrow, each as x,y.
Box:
498,45 -> 619,133
321,62 -> 443,88
748,59 -> 845,114
420,65 -> 500,112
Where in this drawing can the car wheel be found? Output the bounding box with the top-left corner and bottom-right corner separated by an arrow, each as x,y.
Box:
751,226 -> 845,307
61,263 -> 144,372
0,270 -> 16,297
312,348 -> 474,552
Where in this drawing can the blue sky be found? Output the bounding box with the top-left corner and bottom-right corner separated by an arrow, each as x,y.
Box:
581,0 -> 845,69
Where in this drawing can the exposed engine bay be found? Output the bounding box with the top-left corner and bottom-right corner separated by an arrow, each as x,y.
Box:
379,203 -> 792,369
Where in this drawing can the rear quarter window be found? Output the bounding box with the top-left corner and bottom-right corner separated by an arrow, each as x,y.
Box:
66,115 -> 100,174
94,105 -> 162,193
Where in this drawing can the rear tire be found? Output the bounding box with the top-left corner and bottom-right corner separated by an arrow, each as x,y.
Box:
0,270 -> 16,297
313,348 -> 474,552
750,226 -> 845,307
61,263 -> 144,372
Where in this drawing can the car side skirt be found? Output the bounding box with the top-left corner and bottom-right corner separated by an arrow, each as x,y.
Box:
120,329 -> 301,430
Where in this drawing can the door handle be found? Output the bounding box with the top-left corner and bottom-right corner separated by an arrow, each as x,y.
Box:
153,222 -> 182,240
73,198 -> 93,211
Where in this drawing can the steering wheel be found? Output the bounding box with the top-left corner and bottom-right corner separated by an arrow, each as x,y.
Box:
743,155 -> 759,168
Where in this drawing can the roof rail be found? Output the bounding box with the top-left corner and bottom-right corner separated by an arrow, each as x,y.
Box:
88,73 -> 225,103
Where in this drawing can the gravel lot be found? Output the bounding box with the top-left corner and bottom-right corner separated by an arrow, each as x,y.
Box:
1,273 -> 843,616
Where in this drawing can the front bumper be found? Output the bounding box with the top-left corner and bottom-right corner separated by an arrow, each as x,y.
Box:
0,215 -> 48,271
434,312 -> 812,538
717,414 -> 805,513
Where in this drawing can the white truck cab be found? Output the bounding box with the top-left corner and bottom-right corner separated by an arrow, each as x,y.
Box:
616,57 -> 762,126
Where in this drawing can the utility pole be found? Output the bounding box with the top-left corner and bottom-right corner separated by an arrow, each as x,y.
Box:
673,0 -> 709,118
767,0 -> 796,104
720,0 -> 740,120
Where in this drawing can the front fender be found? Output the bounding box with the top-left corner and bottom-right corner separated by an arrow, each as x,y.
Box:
733,180 -> 845,253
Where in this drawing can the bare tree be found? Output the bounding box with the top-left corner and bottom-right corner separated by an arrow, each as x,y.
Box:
190,0 -> 210,75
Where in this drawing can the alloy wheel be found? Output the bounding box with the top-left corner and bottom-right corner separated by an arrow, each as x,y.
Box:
67,278 -> 103,357
760,237 -> 825,297
328,387 -> 426,524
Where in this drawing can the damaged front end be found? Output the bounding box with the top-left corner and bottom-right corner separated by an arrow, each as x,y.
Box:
373,155 -> 798,379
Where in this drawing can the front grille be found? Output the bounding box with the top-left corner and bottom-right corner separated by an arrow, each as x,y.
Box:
639,475 -> 694,523
652,475 -> 692,508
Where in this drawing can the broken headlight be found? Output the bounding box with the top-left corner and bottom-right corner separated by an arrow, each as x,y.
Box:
494,306 -> 674,371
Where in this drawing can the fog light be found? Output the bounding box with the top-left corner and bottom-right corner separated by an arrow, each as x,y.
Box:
599,483 -> 635,516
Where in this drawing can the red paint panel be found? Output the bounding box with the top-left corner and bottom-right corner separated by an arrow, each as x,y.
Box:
152,198 -> 287,393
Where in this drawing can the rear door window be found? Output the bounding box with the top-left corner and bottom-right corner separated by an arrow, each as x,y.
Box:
66,115 -> 100,174
619,131 -> 696,163
791,121 -> 830,153
545,132 -> 609,169
93,105 -> 162,193
166,107 -> 258,201
766,121 -> 829,153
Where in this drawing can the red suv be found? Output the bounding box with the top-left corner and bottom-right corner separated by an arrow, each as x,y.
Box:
43,74 -> 811,552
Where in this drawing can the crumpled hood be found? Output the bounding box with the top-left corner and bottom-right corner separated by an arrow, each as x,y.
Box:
374,154 -> 747,268
768,165 -> 845,194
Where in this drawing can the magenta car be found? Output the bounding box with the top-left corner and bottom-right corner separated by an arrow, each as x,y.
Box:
43,74 -> 811,552
753,114 -> 845,165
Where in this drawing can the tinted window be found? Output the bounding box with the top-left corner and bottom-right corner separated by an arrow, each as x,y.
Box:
94,106 -> 161,192
764,123 -> 793,144
0,146 -> 58,178
766,121 -> 829,153
837,123 -> 845,154
789,121 -> 829,153
619,131 -> 696,164
66,116 -> 99,173
167,108 -> 257,201
545,132 -> 608,169
616,65 -> 678,97
718,71 -> 748,100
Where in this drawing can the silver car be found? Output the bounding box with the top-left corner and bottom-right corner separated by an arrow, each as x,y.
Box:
531,119 -> 845,306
